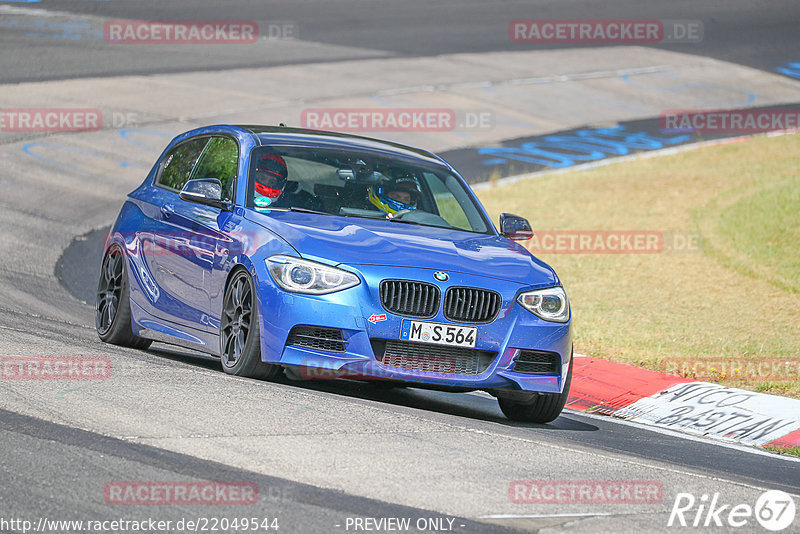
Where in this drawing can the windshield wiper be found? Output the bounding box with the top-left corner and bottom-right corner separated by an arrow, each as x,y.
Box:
386,218 -> 423,226
278,206 -> 425,227
285,207 -> 330,215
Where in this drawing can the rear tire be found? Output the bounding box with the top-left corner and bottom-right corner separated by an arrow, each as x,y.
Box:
220,269 -> 282,380
96,245 -> 152,350
498,354 -> 573,423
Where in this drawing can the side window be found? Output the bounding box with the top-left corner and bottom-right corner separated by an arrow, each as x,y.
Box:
192,137 -> 239,202
157,138 -> 209,191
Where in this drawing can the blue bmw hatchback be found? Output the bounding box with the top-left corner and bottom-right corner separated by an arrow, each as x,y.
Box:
97,125 -> 573,422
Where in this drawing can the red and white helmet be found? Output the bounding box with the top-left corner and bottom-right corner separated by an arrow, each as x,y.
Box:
253,153 -> 288,199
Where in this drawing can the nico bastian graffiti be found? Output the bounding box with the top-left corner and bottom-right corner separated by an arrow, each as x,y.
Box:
439,123 -> 696,184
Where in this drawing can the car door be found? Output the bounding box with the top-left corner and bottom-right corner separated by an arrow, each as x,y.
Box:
140,135 -> 213,330
184,135 -> 242,333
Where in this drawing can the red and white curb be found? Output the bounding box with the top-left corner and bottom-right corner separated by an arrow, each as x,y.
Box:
567,354 -> 800,449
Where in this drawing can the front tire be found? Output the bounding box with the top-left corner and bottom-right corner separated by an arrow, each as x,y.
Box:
96,245 -> 152,350
220,269 -> 282,380
498,354 -> 573,423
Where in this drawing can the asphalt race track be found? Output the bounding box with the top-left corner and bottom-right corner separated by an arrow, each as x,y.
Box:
1,2 -> 799,533
2,0 -> 800,82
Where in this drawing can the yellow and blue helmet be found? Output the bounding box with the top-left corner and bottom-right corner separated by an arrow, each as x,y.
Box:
368,174 -> 422,215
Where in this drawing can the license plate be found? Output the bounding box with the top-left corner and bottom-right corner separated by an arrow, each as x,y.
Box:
400,320 -> 477,348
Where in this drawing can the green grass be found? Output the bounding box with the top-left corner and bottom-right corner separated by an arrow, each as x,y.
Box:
476,133 -> 800,397
763,445 -> 800,458
717,178 -> 800,291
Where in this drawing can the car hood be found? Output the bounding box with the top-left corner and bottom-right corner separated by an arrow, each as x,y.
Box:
245,210 -> 557,286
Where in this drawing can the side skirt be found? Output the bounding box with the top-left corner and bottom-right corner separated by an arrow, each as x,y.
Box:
130,299 -> 220,357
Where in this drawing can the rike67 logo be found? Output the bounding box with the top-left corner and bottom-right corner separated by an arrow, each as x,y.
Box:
668,490 -> 796,531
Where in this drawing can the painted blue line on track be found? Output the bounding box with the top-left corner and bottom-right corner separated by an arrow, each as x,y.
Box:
776,62 -> 800,79
475,125 -> 691,169
119,129 -> 173,151
23,142 -> 107,168
0,19 -> 102,40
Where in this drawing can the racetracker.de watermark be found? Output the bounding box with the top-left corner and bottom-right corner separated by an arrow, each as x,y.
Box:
0,109 -> 101,133
1,356 -> 111,380
509,480 -> 664,504
128,231 -> 253,257
659,358 -> 800,382
523,230 -> 701,254
300,108 -> 494,132
295,356 -> 458,380
103,20 -> 296,44
0,517 -> 279,533
509,19 -> 702,43
660,109 -> 800,133
104,482 -> 258,505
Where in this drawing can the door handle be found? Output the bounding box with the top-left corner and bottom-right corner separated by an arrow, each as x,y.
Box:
161,204 -> 175,218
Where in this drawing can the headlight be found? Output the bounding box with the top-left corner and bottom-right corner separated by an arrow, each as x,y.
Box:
266,255 -> 360,295
517,286 -> 569,323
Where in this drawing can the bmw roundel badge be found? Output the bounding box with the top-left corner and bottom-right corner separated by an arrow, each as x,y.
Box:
434,271 -> 449,282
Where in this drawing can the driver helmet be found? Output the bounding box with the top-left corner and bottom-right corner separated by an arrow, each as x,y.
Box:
368,173 -> 422,215
253,153 -> 288,205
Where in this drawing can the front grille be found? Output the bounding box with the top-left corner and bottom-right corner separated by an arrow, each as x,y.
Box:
286,326 -> 346,353
372,339 -> 495,375
443,287 -> 502,324
512,350 -> 560,375
380,280 -> 440,318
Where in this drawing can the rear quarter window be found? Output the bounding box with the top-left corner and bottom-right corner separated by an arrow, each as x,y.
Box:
156,137 -> 209,191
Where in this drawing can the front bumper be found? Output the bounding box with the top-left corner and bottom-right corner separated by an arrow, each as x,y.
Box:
256,264 -> 573,394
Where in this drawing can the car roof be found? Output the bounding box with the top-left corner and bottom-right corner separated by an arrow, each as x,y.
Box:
233,124 -> 449,168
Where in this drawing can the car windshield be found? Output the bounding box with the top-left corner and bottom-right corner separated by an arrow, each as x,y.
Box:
246,146 -> 492,234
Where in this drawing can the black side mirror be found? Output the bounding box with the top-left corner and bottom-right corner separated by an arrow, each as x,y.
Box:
499,213 -> 533,240
179,178 -> 230,210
